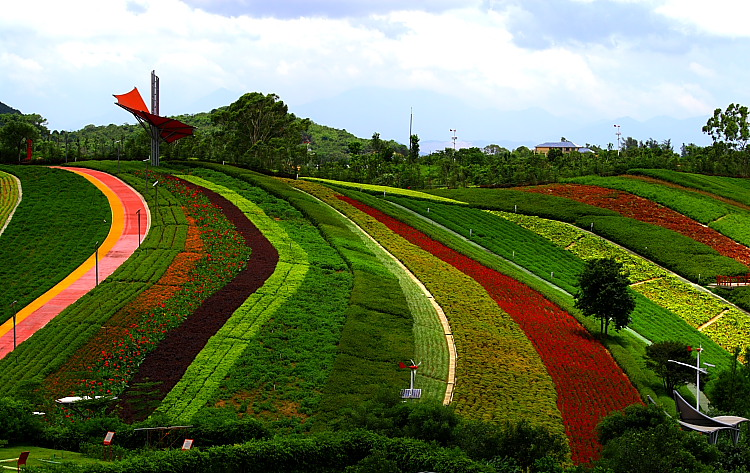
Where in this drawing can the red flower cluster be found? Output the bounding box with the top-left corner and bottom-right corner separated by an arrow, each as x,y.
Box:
337,194 -> 642,464
523,184 -> 750,266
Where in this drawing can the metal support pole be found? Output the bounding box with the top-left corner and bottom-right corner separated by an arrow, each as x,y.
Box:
136,209 -> 141,247
95,241 -> 99,286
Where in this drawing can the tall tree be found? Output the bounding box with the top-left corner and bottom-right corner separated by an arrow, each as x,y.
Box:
574,258 -> 635,335
211,92 -> 309,168
703,103 -> 750,151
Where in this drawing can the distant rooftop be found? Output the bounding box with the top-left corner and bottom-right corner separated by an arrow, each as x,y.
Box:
535,140 -> 581,148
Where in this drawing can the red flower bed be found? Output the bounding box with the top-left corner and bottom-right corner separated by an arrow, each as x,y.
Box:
523,183 -> 750,266
337,194 -> 642,464
116,179 -> 279,421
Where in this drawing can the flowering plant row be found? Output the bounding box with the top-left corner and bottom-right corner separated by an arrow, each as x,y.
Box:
388,197 -> 583,294
47,173 -> 252,402
492,210 -> 667,284
524,183 -> 750,268
0,169 -> 178,400
157,176 -> 310,422
332,191 -> 643,464
288,180 -> 567,441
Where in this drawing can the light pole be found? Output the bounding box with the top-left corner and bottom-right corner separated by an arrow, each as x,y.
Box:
613,124 -> 621,156
450,129 -> 457,152
153,180 -> 159,212
136,208 -> 141,247
669,345 -> 714,410
94,241 -> 100,286
115,140 -> 121,173
10,300 -> 17,356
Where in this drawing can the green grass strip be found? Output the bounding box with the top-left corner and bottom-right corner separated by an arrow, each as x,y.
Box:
304,177 -> 462,203
0,170 -> 21,235
157,176 -> 309,422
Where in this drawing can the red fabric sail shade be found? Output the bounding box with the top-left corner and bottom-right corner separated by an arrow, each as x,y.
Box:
114,87 -> 194,143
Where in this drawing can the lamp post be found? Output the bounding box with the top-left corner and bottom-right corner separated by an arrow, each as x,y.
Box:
136,208 -> 141,247
115,140 -> 121,173
153,180 -> 159,212
613,124 -> 621,156
94,241 -> 100,286
10,300 -> 17,355
669,345 -> 713,410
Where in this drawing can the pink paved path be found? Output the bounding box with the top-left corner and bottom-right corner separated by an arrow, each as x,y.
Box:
0,168 -> 150,359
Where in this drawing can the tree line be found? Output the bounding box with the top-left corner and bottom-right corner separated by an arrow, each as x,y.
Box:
2,96 -> 749,188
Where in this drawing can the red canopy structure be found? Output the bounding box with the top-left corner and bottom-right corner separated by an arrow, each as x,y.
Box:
114,87 -> 194,144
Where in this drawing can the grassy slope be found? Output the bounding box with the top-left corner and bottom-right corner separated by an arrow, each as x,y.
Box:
0,165 -> 110,323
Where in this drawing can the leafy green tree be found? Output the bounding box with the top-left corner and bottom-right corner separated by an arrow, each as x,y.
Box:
0,114 -> 41,163
644,341 -> 694,392
596,404 -> 719,473
408,134 -> 419,163
706,346 -> 750,417
574,258 -> 635,335
211,92 -> 310,168
703,103 -> 750,151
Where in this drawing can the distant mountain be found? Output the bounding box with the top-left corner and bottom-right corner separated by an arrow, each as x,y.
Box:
0,101 -> 21,115
291,86 -> 712,151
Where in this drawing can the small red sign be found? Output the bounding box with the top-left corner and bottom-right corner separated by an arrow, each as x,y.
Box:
182,439 -> 194,450
103,431 -> 115,446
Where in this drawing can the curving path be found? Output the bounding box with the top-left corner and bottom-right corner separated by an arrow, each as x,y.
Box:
0,167 -> 150,360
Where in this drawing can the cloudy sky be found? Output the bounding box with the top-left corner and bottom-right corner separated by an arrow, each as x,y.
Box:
2,0 -> 748,149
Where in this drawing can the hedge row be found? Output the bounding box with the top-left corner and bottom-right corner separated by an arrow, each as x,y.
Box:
30,430 -> 494,473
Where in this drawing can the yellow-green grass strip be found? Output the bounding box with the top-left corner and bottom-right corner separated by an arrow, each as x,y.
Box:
289,180 -> 566,438
0,171 -> 21,237
296,183 -> 454,404
491,210 -> 750,356
158,176 -> 309,422
303,177 -> 463,203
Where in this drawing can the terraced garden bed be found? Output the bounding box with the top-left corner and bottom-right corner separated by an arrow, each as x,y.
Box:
0,165 -> 110,322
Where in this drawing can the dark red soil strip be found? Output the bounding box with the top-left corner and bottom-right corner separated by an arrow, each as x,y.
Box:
117,180 -> 278,422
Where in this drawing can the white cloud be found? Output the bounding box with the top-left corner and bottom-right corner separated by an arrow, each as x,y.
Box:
655,0 -> 750,37
0,0 -> 746,145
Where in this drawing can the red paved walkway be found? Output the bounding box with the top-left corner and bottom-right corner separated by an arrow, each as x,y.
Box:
0,168 -> 150,360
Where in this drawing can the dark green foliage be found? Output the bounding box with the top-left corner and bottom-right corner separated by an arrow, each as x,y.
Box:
706,347 -> 750,417
339,394 -> 567,471
596,404 -> 719,473
0,398 -> 44,444
644,341 -> 694,392
599,423 -> 719,473
575,258 -> 635,334
32,430 -> 495,473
